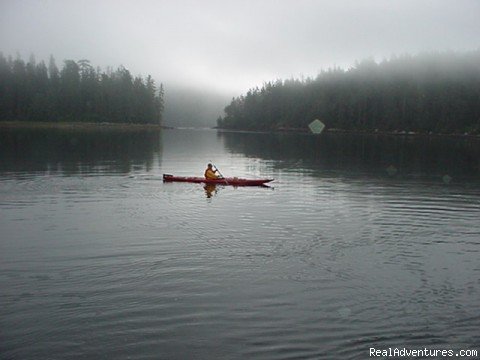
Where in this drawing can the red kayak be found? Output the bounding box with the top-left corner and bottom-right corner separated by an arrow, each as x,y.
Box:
163,174 -> 273,186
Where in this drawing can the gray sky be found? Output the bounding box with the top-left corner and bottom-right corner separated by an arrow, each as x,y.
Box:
1,0 -> 479,95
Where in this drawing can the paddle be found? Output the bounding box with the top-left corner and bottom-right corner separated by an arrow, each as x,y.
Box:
210,161 -> 228,183
211,162 -> 225,178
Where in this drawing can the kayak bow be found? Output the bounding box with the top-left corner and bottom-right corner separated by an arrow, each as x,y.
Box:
163,174 -> 273,186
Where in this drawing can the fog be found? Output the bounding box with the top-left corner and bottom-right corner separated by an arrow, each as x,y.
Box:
1,0 -> 479,125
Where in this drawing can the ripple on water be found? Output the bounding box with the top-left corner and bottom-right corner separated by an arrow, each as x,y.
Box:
2,146 -> 480,359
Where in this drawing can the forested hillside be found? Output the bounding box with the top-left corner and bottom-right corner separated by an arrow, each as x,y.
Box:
217,51 -> 480,134
0,54 -> 164,124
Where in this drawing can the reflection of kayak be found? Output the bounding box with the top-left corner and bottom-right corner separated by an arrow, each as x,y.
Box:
163,174 -> 273,186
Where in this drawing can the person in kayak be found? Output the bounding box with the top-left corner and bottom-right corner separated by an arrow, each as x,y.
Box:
204,163 -> 221,180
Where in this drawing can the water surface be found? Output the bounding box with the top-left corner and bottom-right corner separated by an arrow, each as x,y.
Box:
1,128 -> 479,359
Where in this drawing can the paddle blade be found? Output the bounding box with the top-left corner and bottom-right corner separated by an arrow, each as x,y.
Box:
308,119 -> 325,134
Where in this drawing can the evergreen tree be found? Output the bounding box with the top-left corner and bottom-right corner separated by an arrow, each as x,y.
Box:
0,54 -> 164,125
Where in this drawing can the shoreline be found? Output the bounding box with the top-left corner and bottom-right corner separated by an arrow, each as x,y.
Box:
1,121 -> 478,139
0,121 -> 170,131
215,127 -> 480,139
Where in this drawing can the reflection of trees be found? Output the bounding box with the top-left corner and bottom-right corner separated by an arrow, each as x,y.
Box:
220,131 -> 480,178
0,128 -> 162,175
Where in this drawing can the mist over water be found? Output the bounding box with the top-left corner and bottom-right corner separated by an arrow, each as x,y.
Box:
1,128 -> 479,359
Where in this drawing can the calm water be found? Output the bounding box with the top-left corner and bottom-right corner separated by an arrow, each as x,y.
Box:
1,128 -> 479,359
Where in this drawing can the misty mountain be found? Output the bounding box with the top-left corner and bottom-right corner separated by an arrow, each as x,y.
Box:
163,85 -> 232,128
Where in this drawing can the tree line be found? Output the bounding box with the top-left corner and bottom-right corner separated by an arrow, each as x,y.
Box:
0,53 -> 164,124
217,51 -> 480,134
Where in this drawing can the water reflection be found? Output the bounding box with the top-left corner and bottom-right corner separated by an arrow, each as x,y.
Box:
203,183 -> 217,198
1,128 -> 479,359
0,128 -> 162,176
219,131 -> 480,180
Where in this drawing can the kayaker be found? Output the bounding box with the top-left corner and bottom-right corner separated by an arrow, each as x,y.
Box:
204,163 -> 220,180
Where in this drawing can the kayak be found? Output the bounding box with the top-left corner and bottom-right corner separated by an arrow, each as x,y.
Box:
163,174 -> 273,186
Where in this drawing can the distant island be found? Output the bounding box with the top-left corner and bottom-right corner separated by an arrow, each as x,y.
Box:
217,51 -> 480,135
0,54 -> 164,125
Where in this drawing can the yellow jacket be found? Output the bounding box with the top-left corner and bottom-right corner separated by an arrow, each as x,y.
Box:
204,168 -> 218,179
